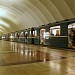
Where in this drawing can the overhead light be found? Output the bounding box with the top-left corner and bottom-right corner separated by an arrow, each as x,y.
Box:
0,30 -> 3,32
2,36 -> 5,39
0,20 -> 10,27
0,8 -> 7,16
10,35 -> 14,38
68,23 -> 75,28
0,26 -> 5,30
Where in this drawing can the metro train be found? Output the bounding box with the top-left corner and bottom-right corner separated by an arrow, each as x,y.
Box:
38,18 -> 75,49
2,18 -> 75,49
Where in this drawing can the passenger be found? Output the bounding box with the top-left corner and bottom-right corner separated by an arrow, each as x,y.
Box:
50,30 -> 54,36
50,32 -> 54,36
56,33 -> 59,36
56,30 -> 60,36
68,31 -> 73,47
70,31 -> 73,39
72,31 -> 75,46
50,33 -> 54,36
69,30 -> 75,47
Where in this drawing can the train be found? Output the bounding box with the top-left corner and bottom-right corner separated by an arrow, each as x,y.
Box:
1,18 -> 75,49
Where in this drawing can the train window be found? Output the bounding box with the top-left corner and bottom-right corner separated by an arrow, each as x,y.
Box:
2,36 -> 5,39
33,30 -> 37,37
44,32 -> 49,39
25,32 -> 28,39
35,30 -> 37,37
10,34 -> 14,38
15,33 -> 18,37
33,31 -> 35,37
15,33 -> 17,37
20,32 -> 24,37
50,26 -> 60,36
68,23 -> 75,48
25,32 -> 28,36
29,31 -> 31,37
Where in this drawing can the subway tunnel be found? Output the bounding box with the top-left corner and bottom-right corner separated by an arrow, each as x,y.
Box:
0,0 -> 75,75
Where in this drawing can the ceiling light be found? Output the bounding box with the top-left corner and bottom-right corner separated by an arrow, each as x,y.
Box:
0,30 -> 3,32
0,8 -> 7,16
0,20 -> 10,27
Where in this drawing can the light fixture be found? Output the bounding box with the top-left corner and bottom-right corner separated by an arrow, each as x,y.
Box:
0,30 -> 3,32
10,35 -> 14,38
0,20 -> 10,27
68,23 -> 75,28
0,8 -> 7,16
2,36 -> 5,39
0,26 -> 4,29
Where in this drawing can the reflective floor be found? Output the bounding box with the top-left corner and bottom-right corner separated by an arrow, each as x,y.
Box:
0,40 -> 75,75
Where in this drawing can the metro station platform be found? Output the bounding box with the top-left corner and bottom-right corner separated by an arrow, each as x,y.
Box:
0,40 -> 75,75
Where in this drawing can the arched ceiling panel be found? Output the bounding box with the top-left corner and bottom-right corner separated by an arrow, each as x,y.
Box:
0,27 -> 6,33
39,0 -> 64,21
0,17 -> 21,34
50,0 -> 74,19
64,0 -> 74,15
0,25 -> 10,34
28,0 -> 55,22
0,5 -> 28,28
23,0 -> 49,24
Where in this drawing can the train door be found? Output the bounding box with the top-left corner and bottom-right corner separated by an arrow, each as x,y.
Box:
68,23 -> 75,48
40,29 -> 46,44
25,31 -> 28,43
15,32 -> 19,42
34,28 -> 40,45
34,30 -> 37,37
32,29 -> 35,44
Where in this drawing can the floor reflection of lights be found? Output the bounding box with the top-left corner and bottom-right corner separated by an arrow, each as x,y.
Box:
0,41 -> 75,67
0,49 -> 67,66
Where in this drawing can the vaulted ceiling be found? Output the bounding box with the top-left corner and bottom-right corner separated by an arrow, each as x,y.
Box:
0,0 -> 75,35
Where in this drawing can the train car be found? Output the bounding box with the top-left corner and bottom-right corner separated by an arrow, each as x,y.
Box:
27,28 -> 34,44
48,21 -> 67,48
40,21 -> 69,48
34,27 -> 40,45
18,30 -> 25,43
38,18 -> 75,49
48,18 -> 75,48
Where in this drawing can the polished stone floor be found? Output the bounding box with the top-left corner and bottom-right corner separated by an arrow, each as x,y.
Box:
0,40 -> 75,75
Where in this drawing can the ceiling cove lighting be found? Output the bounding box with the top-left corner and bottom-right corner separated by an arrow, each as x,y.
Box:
0,8 -> 7,16
0,30 -> 3,32
0,20 -> 10,27
0,26 -> 5,30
